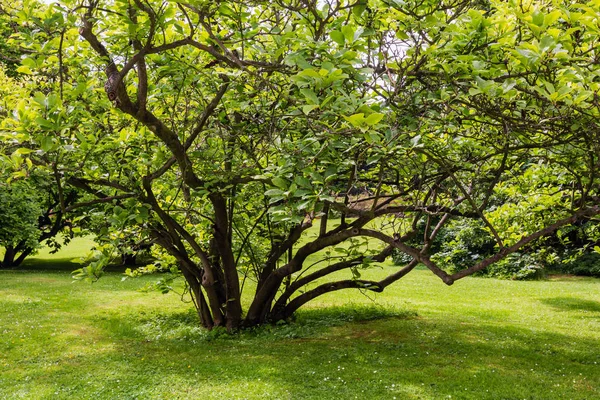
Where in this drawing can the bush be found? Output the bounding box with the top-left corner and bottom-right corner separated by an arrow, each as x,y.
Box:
490,252 -> 547,280
428,219 -> 496,275
392,218 -> 553,280
553,251 -> 600,277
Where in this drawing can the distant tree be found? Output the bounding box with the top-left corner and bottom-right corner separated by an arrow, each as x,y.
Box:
0,181 -> 42,267
0,171 -> 78,268
3,0 -> 600,329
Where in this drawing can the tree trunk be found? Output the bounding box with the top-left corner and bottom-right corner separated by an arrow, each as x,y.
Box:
121,252 -> 137,266
1,246 -> 16,268
13,248 -> 32,267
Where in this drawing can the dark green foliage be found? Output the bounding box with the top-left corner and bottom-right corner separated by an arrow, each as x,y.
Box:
0,182 -> 42,267
392,216 -> 600,280
429,219 -> 496,275
491,253 -> 547,280
555,251 -> 600,277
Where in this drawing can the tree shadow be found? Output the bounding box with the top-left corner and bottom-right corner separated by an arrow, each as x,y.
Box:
19,257 -> 84,271
540,296 -> 600,313
19,257 -> 128,272
7,306 -> 598,400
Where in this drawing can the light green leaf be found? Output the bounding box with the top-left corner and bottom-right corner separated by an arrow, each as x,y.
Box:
365,113 -> 384,125
330,30 -> 345,46
16,65 -> 32,75
343,113 -> 365,127
300,89 -> 320,105
302,104 -> 319,115
341,25 -> 355,43
14,148 -> 34,155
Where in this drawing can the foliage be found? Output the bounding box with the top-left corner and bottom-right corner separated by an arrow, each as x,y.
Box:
554,250 -> 600,278
2,0 -> 600,328
429,219 -> 496,274
491,252 -> 547,280
0,181 -> 43,266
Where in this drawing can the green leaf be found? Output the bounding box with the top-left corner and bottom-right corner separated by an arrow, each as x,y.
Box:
330,30 -> 345,46
343,113 -> 365,127
544,10 -> 562,27
341,25 -> 355,43
40,136 -> 54,152
14,148 -> 34,155
353,3 -> 367,18
16,65 -> 32,75
33,92 -> 46,107
272,177 -> 289,190
300,89 -> 320,105
265,189 -> 284,196
365,113 -> 384,125
302,104 -> 319,115
298,69 -> 322,79
294,176 -> 312,188
532,10 -> 544,27
21,57 -> 36,68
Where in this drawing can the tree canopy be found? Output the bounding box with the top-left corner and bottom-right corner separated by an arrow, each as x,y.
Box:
1,0 -> 599,329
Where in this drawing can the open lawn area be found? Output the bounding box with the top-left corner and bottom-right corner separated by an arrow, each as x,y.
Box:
1,239 -> 599,399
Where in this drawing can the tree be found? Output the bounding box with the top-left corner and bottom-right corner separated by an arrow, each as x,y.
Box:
0,173 -> 79,268
0,55 -> 79,267
0,181 -> 42,267
3,0 -> 599,329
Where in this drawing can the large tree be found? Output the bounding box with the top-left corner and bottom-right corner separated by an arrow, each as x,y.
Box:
3,0 -> 599,329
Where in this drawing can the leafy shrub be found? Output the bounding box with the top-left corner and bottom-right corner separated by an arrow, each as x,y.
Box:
490,252 -> 547,280
553,250 -> 600,277
429,219 -> 496,275
392,218 -> 554,280
0,182 -> 43,264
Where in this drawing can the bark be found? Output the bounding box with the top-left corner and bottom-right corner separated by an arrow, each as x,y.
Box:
181,263 -> 214,329
278,260 -> 419,320
1,246 -> 16,268
0,243 -> 32,268
245,227 -> 363,325
209,193 -> 242,330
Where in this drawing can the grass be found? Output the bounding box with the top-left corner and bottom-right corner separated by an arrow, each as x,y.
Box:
1,238 -> 599,399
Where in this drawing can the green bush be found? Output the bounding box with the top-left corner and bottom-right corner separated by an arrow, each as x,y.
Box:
428,219 -> 496,275
392,218 -> 553,280
490,252 -> 547,280
554,251 -> 600,277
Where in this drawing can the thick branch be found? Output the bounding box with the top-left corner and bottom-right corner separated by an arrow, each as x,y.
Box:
63,194 -> 137,212
280,259 -> 419,319
273,245 -> 395,312
451,206 -> 600,280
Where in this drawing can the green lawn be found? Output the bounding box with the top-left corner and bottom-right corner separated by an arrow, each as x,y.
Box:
1,240 -> 599,399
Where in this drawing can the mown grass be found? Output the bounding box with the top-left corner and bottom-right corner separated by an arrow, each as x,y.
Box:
1,238 -> 599,399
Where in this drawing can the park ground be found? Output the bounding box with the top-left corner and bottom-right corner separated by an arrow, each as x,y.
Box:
0,237 -> 599,399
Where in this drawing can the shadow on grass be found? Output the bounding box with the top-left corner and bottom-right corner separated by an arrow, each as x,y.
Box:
92,304 -> 418,344
19,257 -> 128,273
18,305 -> 599,400
541,296 -> 600,313
19,257 -> 84,271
